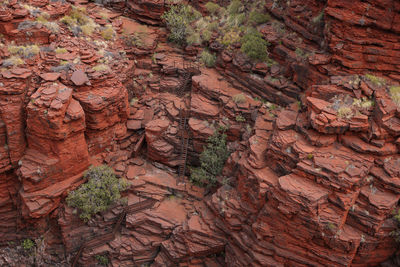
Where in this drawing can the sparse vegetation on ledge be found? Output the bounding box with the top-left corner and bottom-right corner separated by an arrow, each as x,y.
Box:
8,44 -> 39,58
162,0 -> 271,64
61,6 -> 99,37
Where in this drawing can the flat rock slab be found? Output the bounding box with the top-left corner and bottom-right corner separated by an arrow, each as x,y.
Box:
39,72 -> 61,81
71,70 -> 89,86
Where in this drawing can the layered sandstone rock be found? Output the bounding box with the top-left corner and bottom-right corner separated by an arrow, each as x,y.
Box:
264,0 -> 400,82
213,75 -> 400,266
0,1 -> 399,266
19,82 -> 90,219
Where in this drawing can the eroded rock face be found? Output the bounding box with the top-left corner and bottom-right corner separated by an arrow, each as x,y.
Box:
19,82 -> 89,219
0,0 -> 130,237
216,75 -> 400,266
0,0 -> 399,266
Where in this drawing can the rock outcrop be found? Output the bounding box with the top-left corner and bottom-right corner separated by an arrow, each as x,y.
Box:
19,82 -> 89,219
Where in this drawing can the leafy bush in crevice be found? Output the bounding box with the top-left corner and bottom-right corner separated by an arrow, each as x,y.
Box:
95,255 -> 109,266
22,239 -> 35,252
67,165 -> 129,222
241,30 -> 269,61
190,130 -> 230,188
201,49 -> 217,68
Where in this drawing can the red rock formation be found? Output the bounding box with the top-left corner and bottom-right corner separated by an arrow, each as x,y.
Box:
19,82 -> 89,219
0,1 -> 399,266
0,68 -> 31,172
326,0 -> 400,77
212,75 -> 400,266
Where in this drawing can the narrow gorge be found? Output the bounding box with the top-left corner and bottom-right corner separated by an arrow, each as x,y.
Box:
0,0 -> 399,266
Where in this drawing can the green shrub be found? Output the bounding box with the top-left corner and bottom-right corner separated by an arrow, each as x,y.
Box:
55,47 -> 68,54
186,31 -> 202,46
226,12 -> 246,27
201,29 -> 213,42
352,97 -> 374,109
205,2 -> 221,15
101,25 -> 114,40
241,30 -> 269,61
60,15 -> 76,26
8,45 -> 40,58
227,0 -> 242,15
81,24 -> 95,35
391,209 -> 400,242
129,32 -> 148,48
95,255 -> 109,266
219,27 -> 241,48
2,56 -> 25,67
249,11 -> 270,25
22,239 -> 35,252
201,50 -> 216,68
190,130 -> 230,188
190,167 -> 214,188
162,5 -> 201,45
36,12 -> 50,23
207,21 -> 219,32
67,165 -> 129,221
235,114 -> 246,122
60,6 -> 97,36
295,48 -> 308,59
364,74 -> 386,87
92,64 -> 110,72
337,106 -> 353,119
390,86 -> 400,106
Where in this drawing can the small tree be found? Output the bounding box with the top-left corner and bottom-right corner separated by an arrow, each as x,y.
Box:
190,130 -> 230,188
67,165 -> 129,221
